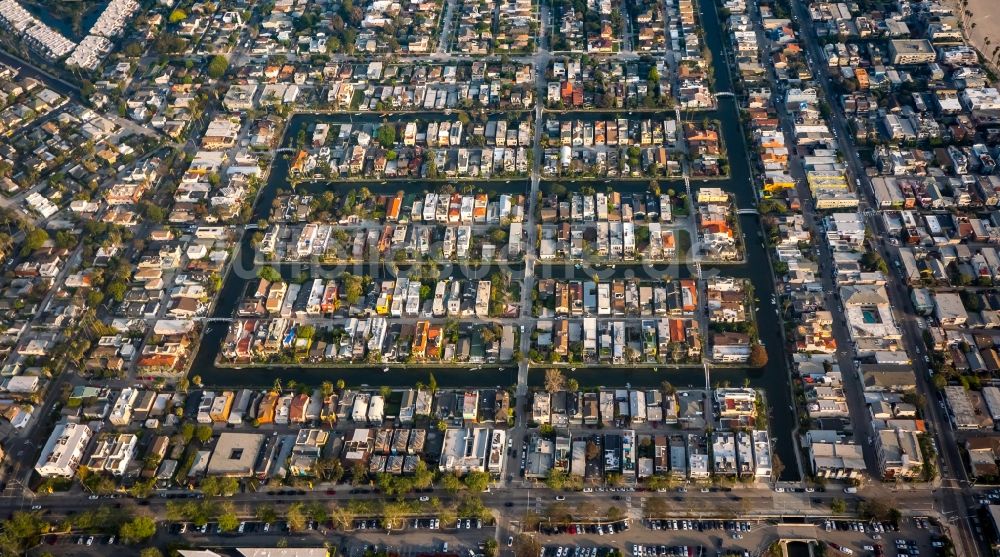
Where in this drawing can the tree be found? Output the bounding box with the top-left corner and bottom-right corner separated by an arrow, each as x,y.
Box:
830,498 -> 846,513
566,378 -> 579,392
201,477 -> 238,496
377,124 -> 397,148
21,227 -> 48,255
0,511 -> 48,555
256,505 -> 278,523
428,372 -> 438,394
859,498 -> 892,521
412,460 -> 434,489
140,201 -> 165,224
287,502 -> 307,532
351,461 -> 367,486
440,472 -> 464,493
771,453 -> 785,480
119,516 -> 157,544
463,471 -> 491,492
196,425 -> 213,443
645,475 -> 674,491
207,55 -> 229,79
106,281 -> 127,302
544,468 -> 571,490
298,325 -> 316,339
168,8 -> 186,22
217,503 -> 239,532
129,478 -> 156,499
381,501 -> 406,530
644,497 -> 668,518
544,368 -> 566,393
180,423 -> 195,443
606,506 -> 625,521
342,273 -> 364,304
513,534 -> 542,557
258,266 -> 282,283
660,381 -> 676,395
748,344 -> 768,368
86,290 -> 105,307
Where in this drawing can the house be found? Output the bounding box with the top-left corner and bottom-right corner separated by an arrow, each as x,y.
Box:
875,427 -> 924,480
712,332 -> 751,363
809,441 -> 866,480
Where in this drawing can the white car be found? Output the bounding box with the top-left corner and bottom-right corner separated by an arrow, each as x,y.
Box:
86,537 -> 94,546
263,523 -> 270,533
419,496 -> 429,502
508,536 -> 514,547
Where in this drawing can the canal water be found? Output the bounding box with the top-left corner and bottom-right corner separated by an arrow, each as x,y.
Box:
190,0 -> 801,481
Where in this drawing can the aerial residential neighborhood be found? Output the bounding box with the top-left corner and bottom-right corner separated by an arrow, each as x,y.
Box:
0,0 -> 996,555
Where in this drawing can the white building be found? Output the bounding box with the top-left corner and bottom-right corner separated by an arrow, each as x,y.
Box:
439,427 -> 506,475
86,433 -> 137,476
751,430 -> 772,478
35,422 -> 93,478
109,387 -> 138,426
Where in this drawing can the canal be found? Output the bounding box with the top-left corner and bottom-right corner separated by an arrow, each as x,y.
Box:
189,0 -> 801,481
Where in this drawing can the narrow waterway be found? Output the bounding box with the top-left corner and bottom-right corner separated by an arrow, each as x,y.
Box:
694,0 -> 801,481
190,0 -> 801,481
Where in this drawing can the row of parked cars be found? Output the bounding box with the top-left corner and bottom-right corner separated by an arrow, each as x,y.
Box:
542,547 -> 620,557
632,545 -> 704,557
539,520 -> 631,536
171,520 -> 300,536
823,520 -> 898,534
644,519 -> 753,532
73,535 -> 111,546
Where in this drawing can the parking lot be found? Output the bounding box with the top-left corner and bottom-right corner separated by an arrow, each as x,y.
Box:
344,530 -> 497,557
531,516 -> 952,557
